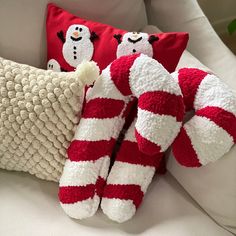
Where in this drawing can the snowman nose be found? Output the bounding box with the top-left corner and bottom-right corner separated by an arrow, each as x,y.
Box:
73,31 -> 79,37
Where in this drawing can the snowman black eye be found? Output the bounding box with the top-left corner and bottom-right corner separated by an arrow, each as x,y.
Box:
52,65 -> 53,68
75,27 -> 79,30
79,28 -> 82,32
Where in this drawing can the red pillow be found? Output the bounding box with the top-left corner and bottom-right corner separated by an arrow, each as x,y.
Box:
46,3 -> 188,72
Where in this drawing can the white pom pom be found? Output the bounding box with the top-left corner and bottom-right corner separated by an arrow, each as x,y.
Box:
75,60 -> 100,86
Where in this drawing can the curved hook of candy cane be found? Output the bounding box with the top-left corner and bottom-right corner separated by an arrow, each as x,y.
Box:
129,54 -> 185,156
171,68 -> 236,167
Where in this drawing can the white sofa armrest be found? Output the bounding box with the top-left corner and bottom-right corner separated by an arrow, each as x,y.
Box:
145,0 -> 236,89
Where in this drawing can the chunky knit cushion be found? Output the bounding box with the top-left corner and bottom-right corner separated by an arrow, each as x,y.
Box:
0,57 -> 99,181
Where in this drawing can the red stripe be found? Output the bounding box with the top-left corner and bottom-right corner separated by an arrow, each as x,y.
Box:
122,99 -> 137,120
178,68 -> 208,111
102,184 -> 144,208
172,127 -> 201,167
96,176 -> 106,198
59,185 -> 95,204
135,129 -> 162,155
196,106 -> 236,142
59,177 -> 106,204
110,54 -> 140,96
82,98 -> 125,119
67,139 -> 116,161
116,140 -> 163,168
138,91 -> 184,121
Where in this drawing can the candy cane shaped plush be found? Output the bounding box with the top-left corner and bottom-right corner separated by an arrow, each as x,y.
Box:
101,117 -> 164,222
101,67 -> 236,223
172,68 -> 236,167
58,53 -> 184,219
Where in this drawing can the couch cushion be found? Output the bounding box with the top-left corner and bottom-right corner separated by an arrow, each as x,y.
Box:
0,57 -> 99,182
0,0 -> 147,68
0,170 -> 232,236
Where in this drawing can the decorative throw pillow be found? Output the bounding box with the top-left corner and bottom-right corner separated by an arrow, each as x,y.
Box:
0,56 -> 99,181
46,3 -> 189,72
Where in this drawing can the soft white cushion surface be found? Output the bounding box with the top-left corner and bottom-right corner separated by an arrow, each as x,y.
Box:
0,0 -> 147,69
143,24 -> 236,234
0,170 -> 232,236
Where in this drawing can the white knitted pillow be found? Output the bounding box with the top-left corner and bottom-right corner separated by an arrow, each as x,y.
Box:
0,57 -> 99,181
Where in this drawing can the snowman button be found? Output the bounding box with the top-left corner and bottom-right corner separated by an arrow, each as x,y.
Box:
133,49 -> 136,53
74,56 -> 77,60
73,46 -> 76,50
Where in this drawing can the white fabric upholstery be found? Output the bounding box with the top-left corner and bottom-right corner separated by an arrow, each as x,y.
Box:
0,170 -> 232,236
145,0 -> 236,88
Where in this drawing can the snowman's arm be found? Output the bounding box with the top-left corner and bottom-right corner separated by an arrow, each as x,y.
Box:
90,31 -> 99,42
113,34 -> 122,44
57,30 -> 65,43
148,35 -> 159,44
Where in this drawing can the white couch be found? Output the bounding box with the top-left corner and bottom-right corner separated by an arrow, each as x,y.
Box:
0,0 -> 235,235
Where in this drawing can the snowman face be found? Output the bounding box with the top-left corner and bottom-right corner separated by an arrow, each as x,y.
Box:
47,59 -> 61,72
66,24 -> 91,43
122,32 -> 149,44
116,32 -> 153,58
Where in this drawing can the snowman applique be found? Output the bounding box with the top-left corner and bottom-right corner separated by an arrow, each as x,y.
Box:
47,59 -> 62,72
57,24 -> 98,68
114,32 -> 159,58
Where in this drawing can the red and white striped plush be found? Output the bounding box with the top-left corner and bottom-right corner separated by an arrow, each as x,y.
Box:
101,67 -> 236,222
58,53 -> 184,220
101,117 -> 165,222
172,68 -> 236,167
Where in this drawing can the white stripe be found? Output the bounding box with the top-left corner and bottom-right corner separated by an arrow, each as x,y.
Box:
195,74 -> 236,116
59,157 -> 110,187
170,71 -> 179,83
106,161 -> 155,192
124,118 -> 137,142
73,117 -> 125,141
60,194 -> 100,219
101,198 -> 136,223
185,116 -> 234,165
136,108 -> 181,152
86,65 -> 126,102
129,54 -> 182,97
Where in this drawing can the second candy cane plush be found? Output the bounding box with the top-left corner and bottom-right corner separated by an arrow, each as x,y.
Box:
101,67 -> 236,223
58,53 -> 184,219
172,68 -> 236,167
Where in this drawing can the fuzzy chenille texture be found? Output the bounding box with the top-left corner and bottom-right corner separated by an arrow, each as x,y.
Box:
0,57 -> 99,181
101,67 -> 236,222
172,68 -> 236,167
58,53 -> 185,222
